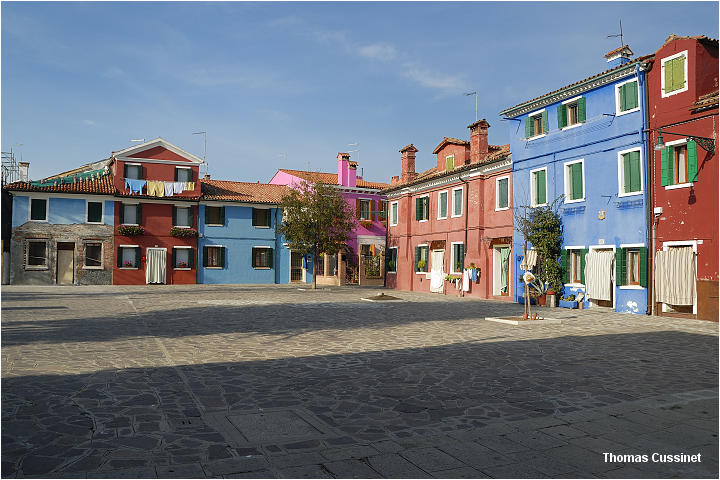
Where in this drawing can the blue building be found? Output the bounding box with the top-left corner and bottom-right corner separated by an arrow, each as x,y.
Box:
500,46 -> 653,314
199,179 -> 312,285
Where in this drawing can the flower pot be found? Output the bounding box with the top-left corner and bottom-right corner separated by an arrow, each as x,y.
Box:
558,300 -> 578,309
536,295 -> 546,306
546,293 -> 557,308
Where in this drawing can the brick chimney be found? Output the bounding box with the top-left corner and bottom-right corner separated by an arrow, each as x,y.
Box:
337,152 -> 356,187
399,144 -> 418,183
18,162 -> 29,182
468,119 -> 490,164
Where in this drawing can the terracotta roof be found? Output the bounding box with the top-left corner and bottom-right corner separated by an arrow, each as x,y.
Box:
690,90 -> 719,112
500,54 -> 654,116
664,34 -> 718,47
432,137 -> 470,154
4,174 -> 115,195
277,169 -> 390,189
399,144 -> 417,153
201,180 -> 289,203
605,45 -> 633,58
384,145 -> 511,192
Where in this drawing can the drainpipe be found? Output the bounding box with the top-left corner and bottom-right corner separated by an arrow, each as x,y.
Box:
274,207 -> 280,285
639,62 -> 654,316
459,175 -> 469,294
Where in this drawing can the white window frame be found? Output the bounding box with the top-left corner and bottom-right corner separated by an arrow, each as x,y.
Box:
663,138 -> 694,190
173,206 -> 192,228
661,240 -> 697,314
564,245 -> 585,287
563,159 -> 586,204
124,162 -> 142,180
28,196 -> 49,222
561,96 -> 584,130
118,244 -> 140,270
495,175 -> 510,211
417,195 -> 430,223
437,190 -> 449,220
121,202 -> 139,226
175,166 -> 192,183
450,241 -> 464,274
415,244 -> 429,274
25,239 -> 49,270
618,242 -> 645,290
660,50 -> 689,98
252,245 -> 273,269
615,77 -> 641,116
617,147 -> 644,197
587,245 -> 617,308
204,244 -> 225,269
173,246 -> 192,270
386,246 -> 398,274
530,167 -> 548,207
85,200 -> 105,224
445,154 -> 455,171
389,201 -> 399,227
82,241 -> 104,270
527,108 -> 547,140
451,187 -> 463,218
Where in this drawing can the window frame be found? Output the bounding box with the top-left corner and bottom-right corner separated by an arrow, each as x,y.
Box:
83,241 -> 104,269
568,248 -> 583,285
415,244 -> 429,274
617,147 -> 644,197
415,195 -> 429,222
451,187 -> 463,218
175,166 -> 192,183
204,245 -> 225,269
530,167 -> 548,207
25,239 -> 49,270
561,96 -> 584,130
120,202 -> 140,226
252,207 -> 271,228
172,246 -> 193,270
663,138 -> 694,190
450,241 -> 465,274
563,159 -> 586,204
389,201 -> 399,227
445,154 -> 455,171
527,108 -> 547,140
252,246 -> 273,269
437,190 -> 449,220
173,206 -> 192,228
358,199 -> 372,221
615,78 -> 640,116
28,197 -> 49,222
118,245 -> 140,269
495,175 -> 510,211
124,162 -> 142,180
85,200 -> 104,224
205,205 -> 225,226
386,246 -> 398,274
660,50 -> 689,98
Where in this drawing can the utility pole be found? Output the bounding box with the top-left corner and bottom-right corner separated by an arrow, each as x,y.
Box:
464,92 -> 478,121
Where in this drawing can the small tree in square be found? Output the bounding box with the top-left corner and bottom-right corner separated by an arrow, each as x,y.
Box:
278,181 -> 357,290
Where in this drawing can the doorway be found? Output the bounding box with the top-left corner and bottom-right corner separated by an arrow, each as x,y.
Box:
493,245 -> 511,296
290,251 -> 305,283
430,250 -> 445,293
56,242 -> 75,284
146,247 -> 167,284
588,247 -> 615,309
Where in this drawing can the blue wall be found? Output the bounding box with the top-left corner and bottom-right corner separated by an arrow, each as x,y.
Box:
12,195 -> 114,226
507,64 -> 649,314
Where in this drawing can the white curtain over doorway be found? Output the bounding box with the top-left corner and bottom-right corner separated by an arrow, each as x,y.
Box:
584,251 -> 614,301
146,248 -> 167,284
655,247 -> 695,305
430,250 -> 445,293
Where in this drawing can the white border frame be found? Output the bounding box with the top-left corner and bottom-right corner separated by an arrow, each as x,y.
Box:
563,159 -> 586,204
451,187 -> 463,218
358,198 -> 373,222
530,167 -> 548,207
660,240 -> 697,315
588,244 -> 617,309
561,96 -> 584,130
118,244 -> 141,270
28,196 -> 49,222
492,243 -> 512,297
389,201 -> 399,227
289,250 -> 307,283
437,190 -> 449,220
615,77 -> 641,116
617,147 -> 644,198
663,138 -> 694,190
660,50 -> 689,98
416,195 -> 430,223
618,243 -> 646,290
526,108 -> 547,140
82,240 -> 104,270
172,246 -> 193,270
450,241 -> 464,274
564,245 -> 585,287
85,200 -> 105,225
495,176 -> 510,211
386,246 -> 398,274
415,244 -> 429,274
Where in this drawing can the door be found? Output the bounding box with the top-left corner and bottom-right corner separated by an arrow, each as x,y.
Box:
430,250 -> 445,293
493,246 -> 511,296
146,248 -> 167,284
290,251 -> 305,283
590,248 -> 614,308
56,242 -> 75,285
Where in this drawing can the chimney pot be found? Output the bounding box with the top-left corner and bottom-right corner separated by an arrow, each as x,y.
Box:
399,144 -> 418,183
18,162 -> 29,182
468,119 -> 490,164
204,173 -> 211,180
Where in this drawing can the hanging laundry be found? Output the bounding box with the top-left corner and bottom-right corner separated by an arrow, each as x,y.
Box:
370,244 -> 376,256
185,182 -> 195,191
462,269 -> 471,292
164,182 -> 175,196
471,268 -> 478,282
124,179 -> 146,194
173,182 -> 185,194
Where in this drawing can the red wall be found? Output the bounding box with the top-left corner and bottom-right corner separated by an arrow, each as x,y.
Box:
114,149 -> 201,199
435,144 -> 470,171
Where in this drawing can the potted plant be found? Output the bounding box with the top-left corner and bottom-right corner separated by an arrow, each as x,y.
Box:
558,293 -> 578,309
122,260 -> 134,268
117,225 -> 144,236
417,259 -> 426,271
529,279 -> 548,306
360,220 -> 373,228
170,227 -> 198,238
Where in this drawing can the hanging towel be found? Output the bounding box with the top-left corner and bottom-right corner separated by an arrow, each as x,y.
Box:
500,247 -> 511,293
164,182 -> 175,196
125,179 -> 146,194
147,180 -> 163,197
462,269 -> 471,292
430,269 -> 444,293
655,247 -> 695,305
584,251 -> 614,301
471,268 -> 478,282
173,182 -> 185,194
185,182 -> 195,192
521,249 -> 538,271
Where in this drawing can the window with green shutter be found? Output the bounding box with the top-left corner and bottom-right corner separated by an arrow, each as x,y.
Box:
618,81 -> 639,112
415,245 -> 428,272
497,177 -> 509,209
532,169 -> 547,206
661,142 -> 697,186
87,201 -> 103,223
445,155 -> 454,171
526,111 -> 546,138
663,54 -> 686,95
566,161 -> 584,201
621,150 -> 642,194
438,191 -> 448,219
415,196 -> 428,221
452,243 -> 465,273
252,247 -> 273,269
30,198 -> 47,221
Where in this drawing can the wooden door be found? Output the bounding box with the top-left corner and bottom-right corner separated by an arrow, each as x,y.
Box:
56,242 -> 74,284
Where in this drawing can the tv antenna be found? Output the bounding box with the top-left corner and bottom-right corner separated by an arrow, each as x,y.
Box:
607,20 -> 626,48
464,92 -> 478,121
192,131 -> 207,175
348,142 -> 360,164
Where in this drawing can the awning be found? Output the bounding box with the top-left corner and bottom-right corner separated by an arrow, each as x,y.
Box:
520,249 -> 537,270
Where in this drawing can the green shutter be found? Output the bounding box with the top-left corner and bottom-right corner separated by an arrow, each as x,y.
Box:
117,247 -> 122,268
536,170 -> 546,205
630,151 -> 641,192
664,59 -> 673,92
189,248 -> 195,269
577,97 -> 586,123
561,250 -> 569,283
672,56 -> 685,91
661,146 -> 671,186
119,203 -> 124,224
136,204 -> 142,226
499,179 -> 508,208
204,207 -> 210,225
172,248 -> 177,268
525,117 -> 533,138
203,246 -> 209,267
687,140 -> 698,182
627,81 -> 638,110
219,247 -> 226,268
580,249 -> 588,284
572,163 -> 583,200
415,246 -> 420,271
251,248 -> 257,268
623,153 -> 632,193
268,248 -> 274,269
446,156 -> 453,171
135,247 -> 141,268
458,244 -> 465,270
618,83 -> 627,111
123,164 -> 128,178
615,248 -> 625,286
172,206 -> 177,226
88,202 -> 102,223
557,104 -> 567,129
415,198 -> 422,221
542,111 -> 549,134
252,208 -> 258,226
219,207 -> 225,225
174,168 -> 179,181
30,199 -> 46,220
639,247 -> 648,287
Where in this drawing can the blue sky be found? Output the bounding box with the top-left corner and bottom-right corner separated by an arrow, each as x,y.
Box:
2,1 -> 718,183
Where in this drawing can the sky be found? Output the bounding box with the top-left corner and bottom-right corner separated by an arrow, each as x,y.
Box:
2,1 -> 718,184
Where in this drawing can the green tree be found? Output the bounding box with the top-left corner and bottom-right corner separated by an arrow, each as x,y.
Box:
277,181 -> 357,290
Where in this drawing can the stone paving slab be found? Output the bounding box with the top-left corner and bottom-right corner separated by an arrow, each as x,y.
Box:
2,284 -> 718,478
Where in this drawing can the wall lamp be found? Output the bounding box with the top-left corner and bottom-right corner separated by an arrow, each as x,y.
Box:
654,130 -> 715,154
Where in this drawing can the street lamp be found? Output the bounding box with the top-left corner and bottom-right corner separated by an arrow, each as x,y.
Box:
654,129 -> 715,154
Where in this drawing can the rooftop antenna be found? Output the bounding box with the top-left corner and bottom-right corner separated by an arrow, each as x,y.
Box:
348,142 -> 360,164
192,131 -> 207,175
607,19 -> 625,48
130,139 -> 145,143
464,92 -> 478,121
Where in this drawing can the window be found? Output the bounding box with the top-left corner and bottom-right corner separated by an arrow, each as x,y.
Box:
564,160 -> 585,202
390,201 -> 399,226
124,163 -> 142,180
616,79 -> 639,114
87,201 -> 103,223
252,208 -> 271,227
175,167 -> 192,183
414,245 -> 429,272
616,246 -> 647,287
252,247 -> 274,269
557,97 -> 586,128
661,51 -> 688,97
525,110 -> 548,138
30,198 -> 48,221
118,246 -> 140,269
120,203 -> 141,225
173,206 -> 192,227
496,177 -> 509,210
415,196 -> 429,221
84,242 -> 102,268
452,187 -> 463,217
562,248 -> 586,284
26,240 -> 48,268
437,191 -> 448,219
378,200 -> 387,223
445,155 -> 454,171
451,243 -> 465,274
172,247 -> 194,269
530,168 -> 547,206
205,206 -> 225,225
203,246 -> 226,268
386,247 -> 398,273
618,149 -> 642,196
662,141 -> 698,187
357,199 -> 371,221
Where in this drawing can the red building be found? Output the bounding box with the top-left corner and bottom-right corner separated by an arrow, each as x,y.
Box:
384,120 -> 514,299
111,138 -> 203,285
647,35 -> 718,321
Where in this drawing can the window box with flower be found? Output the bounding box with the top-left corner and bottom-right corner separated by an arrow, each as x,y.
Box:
170,227 -> 198,238
117,225 -> 144,236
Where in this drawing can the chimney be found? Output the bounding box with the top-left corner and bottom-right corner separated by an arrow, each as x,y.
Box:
605,45 -> 634,69
391,175 -> 400,185
337,152 -> 356,187
203,173 -> 211,180
18,162 -> 29,182
399,144 -> 418,183
468,119 -> 490,164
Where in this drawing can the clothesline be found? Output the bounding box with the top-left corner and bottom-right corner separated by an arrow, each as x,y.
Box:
124,178 -> 195,197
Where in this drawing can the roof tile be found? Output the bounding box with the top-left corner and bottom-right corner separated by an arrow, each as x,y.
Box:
200,180 -> 289,203
278,169 -> 390,189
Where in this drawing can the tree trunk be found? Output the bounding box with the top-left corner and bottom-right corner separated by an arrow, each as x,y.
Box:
312,246 -> 318,290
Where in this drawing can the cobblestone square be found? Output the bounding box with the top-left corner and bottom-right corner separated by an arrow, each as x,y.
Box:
2,285 -> 718,478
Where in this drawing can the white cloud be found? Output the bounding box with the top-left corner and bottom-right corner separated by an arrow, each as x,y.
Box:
357,43 -> 397,62
402,63 -> 467,93
83,119 -> 97,126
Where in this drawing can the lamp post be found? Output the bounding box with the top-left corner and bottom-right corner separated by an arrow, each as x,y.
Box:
654,130 -> 715,153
